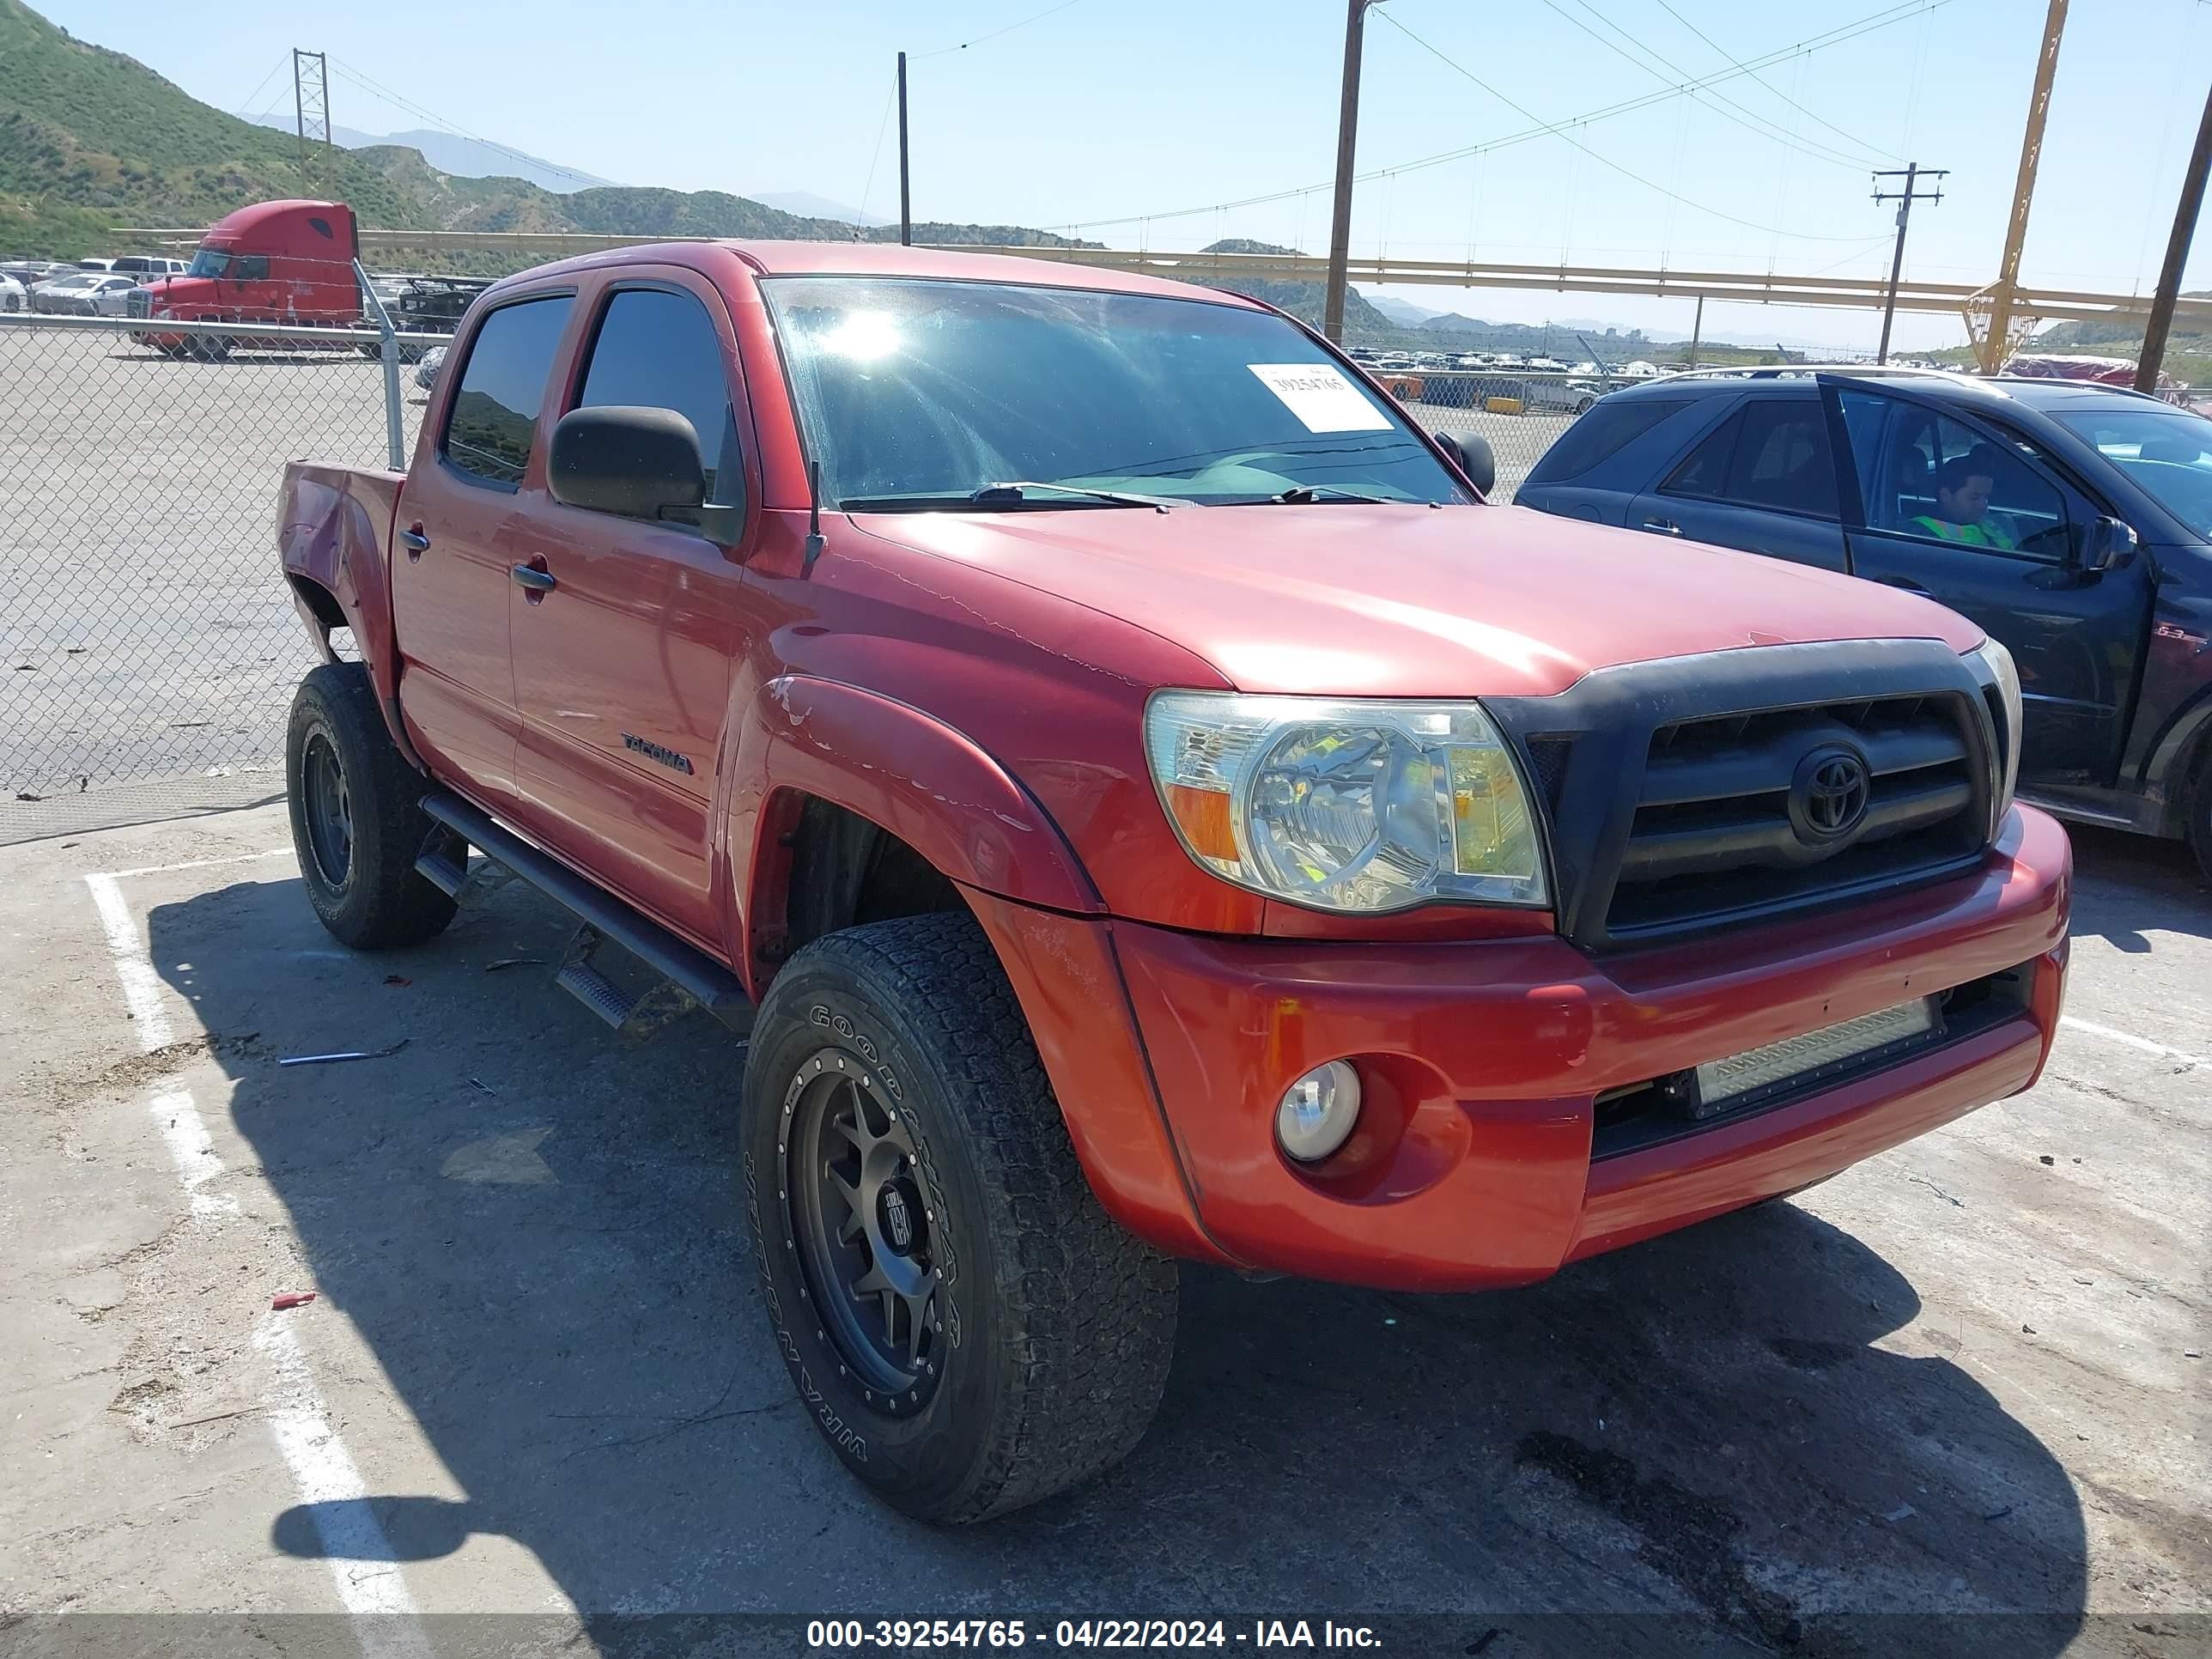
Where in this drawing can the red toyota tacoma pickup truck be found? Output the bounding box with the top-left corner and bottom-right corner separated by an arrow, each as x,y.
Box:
276,241 -> 2070,1522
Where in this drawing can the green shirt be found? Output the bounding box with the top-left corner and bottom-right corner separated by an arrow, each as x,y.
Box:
1911,514 -> 2017,551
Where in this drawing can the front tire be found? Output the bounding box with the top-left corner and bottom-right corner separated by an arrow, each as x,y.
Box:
284,664 -> 455,949
743,913 -> 1178,1523
2187,748 -> 2212,884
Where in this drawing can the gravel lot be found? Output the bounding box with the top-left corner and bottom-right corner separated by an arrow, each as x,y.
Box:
0,321 -> 1564,803
1,799 -> 2205,1654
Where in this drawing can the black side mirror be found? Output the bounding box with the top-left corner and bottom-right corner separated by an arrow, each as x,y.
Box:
2075,514 -> 2137,573
550,405 -> 708,522
1433,428 -> 1496,496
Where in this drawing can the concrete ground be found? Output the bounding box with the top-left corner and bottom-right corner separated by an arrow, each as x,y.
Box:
1,799 -> 2206,1656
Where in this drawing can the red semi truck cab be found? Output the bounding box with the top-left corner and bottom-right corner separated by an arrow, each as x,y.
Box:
273,241 -> 2071,1524
129,198 -> 362,350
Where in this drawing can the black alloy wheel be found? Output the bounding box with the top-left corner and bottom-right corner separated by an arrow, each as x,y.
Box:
784,1053 -> 943,1413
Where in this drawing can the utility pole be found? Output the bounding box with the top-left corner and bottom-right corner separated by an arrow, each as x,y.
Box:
1322,0 -> 1376,343
1872,163 -> 1946,366
2136,80 -> 2212,393
897,52 -> 912,247
292,49 -> 331,195
1984,0 -> 2068,372
1687,295 -> 1704,368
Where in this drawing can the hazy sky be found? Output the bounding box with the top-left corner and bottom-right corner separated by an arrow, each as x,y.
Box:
43,0 -> 2212,351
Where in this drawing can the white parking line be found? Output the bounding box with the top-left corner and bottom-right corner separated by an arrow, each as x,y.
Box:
147,1088 -> 238,1218
101,847 -> 293,881
84,856 -> 428,1650
2059,1015 -> 2208,1071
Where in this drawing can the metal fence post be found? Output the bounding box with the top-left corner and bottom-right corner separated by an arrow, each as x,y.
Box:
354,258 -> 405,471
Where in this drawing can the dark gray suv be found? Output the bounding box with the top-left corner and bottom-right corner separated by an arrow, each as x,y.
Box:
1515,368 -> 2212,873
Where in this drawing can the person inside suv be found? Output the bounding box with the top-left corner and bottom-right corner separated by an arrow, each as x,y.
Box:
1911,449 -> 2016,550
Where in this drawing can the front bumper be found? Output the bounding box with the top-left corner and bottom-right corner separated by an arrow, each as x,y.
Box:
975,805 -> 2069,1291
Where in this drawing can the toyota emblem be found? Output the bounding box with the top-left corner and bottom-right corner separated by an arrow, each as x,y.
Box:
1790,746 -> 1870,844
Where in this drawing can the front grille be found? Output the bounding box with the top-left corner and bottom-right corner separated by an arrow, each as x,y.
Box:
1482,639 -> 2004,953
125,289 -> 150,319
1606,694 -> 1987,940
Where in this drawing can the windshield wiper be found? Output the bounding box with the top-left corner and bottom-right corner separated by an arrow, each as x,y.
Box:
975,481 -> 1187,510
1272,484 -> 1392,505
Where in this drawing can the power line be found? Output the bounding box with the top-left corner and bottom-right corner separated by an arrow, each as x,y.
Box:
912,0 -> 1085,59
326,58 -> 611,190
1648,0 -> 1905,164
1374,9 -> 1878,241
232,58 -> 289,121
1059,0 -> 1955,232
1542,0 -> 1882,172
857,67 -> 901,223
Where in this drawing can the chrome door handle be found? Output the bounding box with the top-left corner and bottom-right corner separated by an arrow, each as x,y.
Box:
1641,518 -> 1681,536
510,563 -> 556,592
400,527 -> 430,556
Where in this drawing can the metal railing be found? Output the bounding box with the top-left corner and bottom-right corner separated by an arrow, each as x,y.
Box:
0,311 -> 447,798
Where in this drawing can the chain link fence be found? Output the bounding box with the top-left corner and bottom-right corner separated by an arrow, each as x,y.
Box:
1,300 -> 1586,805
0,306 -> 447,801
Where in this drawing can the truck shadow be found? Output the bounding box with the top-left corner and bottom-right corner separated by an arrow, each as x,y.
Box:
148,873 -> 2088,1652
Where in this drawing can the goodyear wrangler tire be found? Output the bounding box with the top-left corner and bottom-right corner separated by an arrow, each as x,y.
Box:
284,664 -> 456,950
743,912 -> 1178,1523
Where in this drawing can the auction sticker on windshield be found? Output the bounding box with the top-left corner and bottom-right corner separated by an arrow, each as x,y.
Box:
1247,363 -> 1393,434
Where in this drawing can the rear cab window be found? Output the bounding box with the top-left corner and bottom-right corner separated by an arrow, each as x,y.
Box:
441,295 -> 577,488
1523,398 -> 1690,485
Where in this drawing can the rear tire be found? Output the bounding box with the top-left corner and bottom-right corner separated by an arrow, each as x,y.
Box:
742,912 -> 1178,1523
284,663 -> 456,949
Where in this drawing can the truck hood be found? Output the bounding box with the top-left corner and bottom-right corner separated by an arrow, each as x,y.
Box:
848,501 -> 1983,698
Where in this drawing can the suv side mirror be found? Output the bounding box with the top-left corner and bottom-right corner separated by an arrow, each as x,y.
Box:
550,405 -> 708,520
2075,514 -> 2137,573
1433,428 -> 1496,495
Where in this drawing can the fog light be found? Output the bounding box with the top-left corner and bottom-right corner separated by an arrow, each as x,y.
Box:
1277,1060 -> 1362,1162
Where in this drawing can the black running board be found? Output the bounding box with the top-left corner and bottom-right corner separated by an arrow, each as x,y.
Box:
416,791 -> 755,1034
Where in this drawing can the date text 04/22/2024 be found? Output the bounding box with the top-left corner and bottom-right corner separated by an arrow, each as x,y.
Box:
805,1620 -> 1383,1650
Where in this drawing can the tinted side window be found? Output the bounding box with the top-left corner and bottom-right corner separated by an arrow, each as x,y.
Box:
1524,398 -> 1689,484
234,255 -> 270,281
1663,407 -> 1743,499
575,288 -> 738,502
1722,399 -> 1835,516
444,295 -> 576,487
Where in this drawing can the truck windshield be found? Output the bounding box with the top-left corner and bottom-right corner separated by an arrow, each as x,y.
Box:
763,276 -> 1467,509
186,248 -> 232,279
2054,407 -> 2212,538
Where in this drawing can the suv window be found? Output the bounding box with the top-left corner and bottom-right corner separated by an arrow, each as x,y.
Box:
1844,392 -> 2069,559
1522,397 -> 1688,485
1662,398 -> 1836,517
574,288 -> 739,505
443,295 -> 576,488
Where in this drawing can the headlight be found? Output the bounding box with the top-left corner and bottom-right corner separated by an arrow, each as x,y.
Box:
1143,692 -> 1548,912
1966,637 -> 2022,818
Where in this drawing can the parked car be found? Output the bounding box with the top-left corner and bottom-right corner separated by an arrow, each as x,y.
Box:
1518,367 -> 2212,872
31,272 -> 139,315
72,257 -> 117,272
0,273 -> 24,313
2,259 -> 70,288
109,255 -> 190,279
276,243 -> 2067,1523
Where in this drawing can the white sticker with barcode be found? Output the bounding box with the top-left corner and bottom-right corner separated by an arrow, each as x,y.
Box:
1247,362 -> 1393,434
